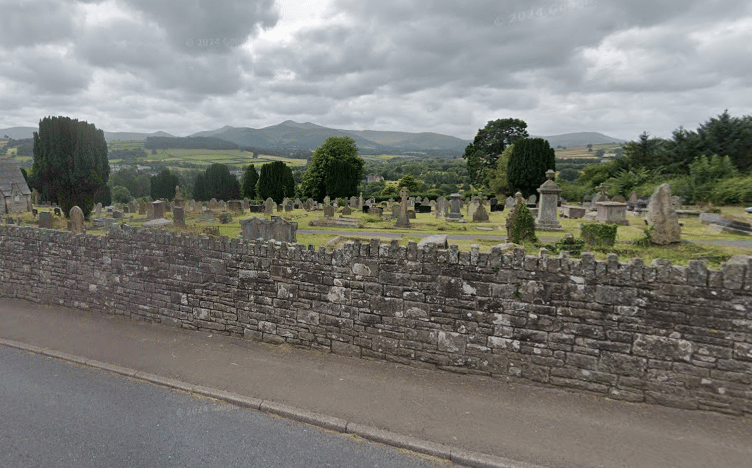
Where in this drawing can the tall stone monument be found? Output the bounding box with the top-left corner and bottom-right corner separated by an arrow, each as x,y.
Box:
535,169 -> 563,230
646,184 -> 681,245
173,186 -> 184,208
395,186 -> 411,228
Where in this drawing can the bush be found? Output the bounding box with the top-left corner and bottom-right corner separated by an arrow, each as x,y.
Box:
580,223 -> 617,247
506,203 -> 538,243
554,234 -> 585,255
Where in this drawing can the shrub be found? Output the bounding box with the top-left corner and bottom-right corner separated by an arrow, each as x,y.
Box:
506,203 -> 538,243
580,223 -> 617,247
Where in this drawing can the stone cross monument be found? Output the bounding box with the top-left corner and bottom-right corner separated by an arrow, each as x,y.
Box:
395,186 -> 411,228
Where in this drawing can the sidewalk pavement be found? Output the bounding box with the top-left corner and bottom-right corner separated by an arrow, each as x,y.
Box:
1,298 -> 750,468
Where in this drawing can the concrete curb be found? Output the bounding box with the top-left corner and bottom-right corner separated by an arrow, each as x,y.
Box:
0,338 -> 545,468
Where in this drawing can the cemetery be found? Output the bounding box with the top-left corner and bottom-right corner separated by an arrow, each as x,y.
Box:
2,177 -> 752,416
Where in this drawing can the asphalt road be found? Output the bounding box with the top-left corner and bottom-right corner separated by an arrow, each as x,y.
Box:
0,346 -> 448,468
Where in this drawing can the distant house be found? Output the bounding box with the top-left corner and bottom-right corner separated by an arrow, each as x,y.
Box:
367,175 -> 385,183
0,158 -> 32,215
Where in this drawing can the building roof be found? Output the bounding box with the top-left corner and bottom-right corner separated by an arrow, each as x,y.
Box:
0,158 -> 31,196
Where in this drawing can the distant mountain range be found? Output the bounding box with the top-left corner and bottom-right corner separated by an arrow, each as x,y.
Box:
1,122 -> 626,154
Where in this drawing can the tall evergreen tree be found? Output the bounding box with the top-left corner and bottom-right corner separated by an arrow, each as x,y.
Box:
201,163 -> 240,201
193,173 -> 207,201
506,138 -> 555,197
31,116 -> 109,218
301,136 -> 363,201
150,169 -> 179,200
241,164 -> 259,199
258,161 -> 295,203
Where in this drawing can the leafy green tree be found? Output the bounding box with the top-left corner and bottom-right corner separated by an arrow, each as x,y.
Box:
31,116 -> 109,219
506,138 -> 555,197
594,149 -> 605,158
150,169 -> 179,200
257,161 -> 295,203
397,174 -> 420,193
112,185 -> 132,204
380,185 -> 398,197
110,168 -> 151,198
242,164 -> 259,199
488,144 -> 514,195
463,118 -> 528,188
301,136 -> 364,200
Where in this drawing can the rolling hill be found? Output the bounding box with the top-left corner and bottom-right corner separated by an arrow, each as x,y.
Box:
2,122 -> 627,155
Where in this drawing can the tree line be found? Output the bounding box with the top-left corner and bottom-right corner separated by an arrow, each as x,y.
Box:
560,110 -> 752,204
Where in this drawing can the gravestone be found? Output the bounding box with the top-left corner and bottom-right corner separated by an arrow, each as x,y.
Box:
596,201 -> 628,225
264,198 -> 276,216
240,216 -> 298,243
54,207 -> 61,216
219,211 -> 232,224
138,202 -> 147,216
561,205 -> 586,219
95,203 -> 102,216
395,186 -> 411,228
414,203 -> 431,214
593,184 -> 609,203
123,206 -> 130,214
370,206 -> 383,216
391,204 -> 400,219
467,198 -> 479,219
358,193 -> 364,209
172,206 -> 186,228
324,204 -> 335,218
611,195 -> 626,203
69,206 -> 85,234
228,200 -> 243,215
505,196 -> 515,209
152,200 -> 166,219
242,198 -> 250,211
38,211 -> 53,229
208,198 -> 219,211
408,209 -> 416,219
472,196 -> 490,222
349,196 -> 357,208
535,169 -> 563,231
527,194 -> 537,206
446,193 -> 463,221
341,205 -> 352,216
629,191 -> 639,203
646,184 -> 681,245
173,186 -> 184,208
112,210 -> 124,219
435,197 -> 447,218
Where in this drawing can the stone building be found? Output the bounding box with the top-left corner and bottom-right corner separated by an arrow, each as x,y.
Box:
0,158 -> 32,215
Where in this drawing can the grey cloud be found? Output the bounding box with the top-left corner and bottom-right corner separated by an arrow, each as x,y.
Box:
0,47 -> 92,95
118,0 -> 279,53
0,0 -> 81,49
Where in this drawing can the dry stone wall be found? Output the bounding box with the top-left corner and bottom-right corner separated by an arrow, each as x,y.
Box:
0,224 -> 750,415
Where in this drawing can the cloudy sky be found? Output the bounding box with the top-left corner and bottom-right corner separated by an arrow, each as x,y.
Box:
0,0 -> 750,141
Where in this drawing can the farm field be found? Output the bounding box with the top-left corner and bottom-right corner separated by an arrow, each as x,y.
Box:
555,143 -> 622,159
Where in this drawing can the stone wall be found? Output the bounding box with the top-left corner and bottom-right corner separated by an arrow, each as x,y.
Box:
0,224 -> 750,415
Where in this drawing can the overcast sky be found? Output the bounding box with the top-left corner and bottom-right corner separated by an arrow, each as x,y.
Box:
0,0 -> 750,141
